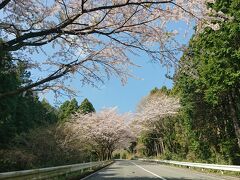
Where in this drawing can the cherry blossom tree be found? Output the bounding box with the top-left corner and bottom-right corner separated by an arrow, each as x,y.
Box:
134,92 -> 180,127
0,0 -> 218,98
132,92 -> 180,156
61,107 -> 134,160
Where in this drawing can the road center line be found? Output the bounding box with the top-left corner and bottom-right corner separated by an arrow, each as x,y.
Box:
131,161 -> 167,180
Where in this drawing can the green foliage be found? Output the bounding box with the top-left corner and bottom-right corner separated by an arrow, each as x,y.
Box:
0,92 -> 58,146
0,51 -> 20,145
139,131 -> 157,157
113,152 -> 120,159
150,86 -> 171,96
78,98 -> 95,114
128,141 -> 137,154
58,100 -> 70,120
58,98 -> 79,121
121,153 -> 127,159
0,51 -> 57,147
172,0 -> 240,164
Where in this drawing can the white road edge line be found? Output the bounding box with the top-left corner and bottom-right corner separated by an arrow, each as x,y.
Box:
81,163 -> 112,180
131,161 -> 167,180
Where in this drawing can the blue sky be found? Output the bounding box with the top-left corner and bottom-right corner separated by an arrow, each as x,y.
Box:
70,58 -> 172,113
40,55 -> 173,113
40,20 -> 194,113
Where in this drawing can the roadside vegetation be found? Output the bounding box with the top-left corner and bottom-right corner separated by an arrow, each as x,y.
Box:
128,0 -> 240,165
0,70 -> 98,172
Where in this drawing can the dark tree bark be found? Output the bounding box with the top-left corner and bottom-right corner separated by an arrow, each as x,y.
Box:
0,0 -> 11,10
228,90 -> 240,148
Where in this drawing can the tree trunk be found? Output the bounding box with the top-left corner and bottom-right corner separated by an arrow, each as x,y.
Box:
161,139 -> 165,154
228,92 -> 240,148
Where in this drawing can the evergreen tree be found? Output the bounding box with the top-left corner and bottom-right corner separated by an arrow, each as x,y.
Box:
58,98 -> 79,121
0,49 -> 58,146
78,98 -> 95,114
68,98 -> 79,115
173,0 -> 240,163
58,100 -> 70,121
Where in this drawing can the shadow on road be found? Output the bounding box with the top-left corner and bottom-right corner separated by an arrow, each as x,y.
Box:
83,171 -> 195,180
83,175 -> 195,180
83,160 -> 224,180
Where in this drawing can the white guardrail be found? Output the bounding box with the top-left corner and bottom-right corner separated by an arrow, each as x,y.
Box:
0,160 -> 112,179
139,158 -> 240,172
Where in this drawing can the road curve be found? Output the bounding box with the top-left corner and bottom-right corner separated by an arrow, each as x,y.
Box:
82,160 -> 239,180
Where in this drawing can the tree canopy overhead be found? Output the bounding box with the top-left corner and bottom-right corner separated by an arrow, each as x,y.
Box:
0,0 -> 220,98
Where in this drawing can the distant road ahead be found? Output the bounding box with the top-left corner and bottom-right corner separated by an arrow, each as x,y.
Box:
83,160 -> 239,180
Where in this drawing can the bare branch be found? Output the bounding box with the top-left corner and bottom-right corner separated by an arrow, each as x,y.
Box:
0,0 -> 11,10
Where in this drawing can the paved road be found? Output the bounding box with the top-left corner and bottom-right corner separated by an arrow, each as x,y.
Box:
83,160 -> 239,180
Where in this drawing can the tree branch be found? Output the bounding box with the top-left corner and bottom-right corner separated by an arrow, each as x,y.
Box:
0,0 -> 11,10
0,58 -> 89,99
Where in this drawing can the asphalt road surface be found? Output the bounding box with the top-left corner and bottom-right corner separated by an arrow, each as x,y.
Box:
82,160 -> 239,180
